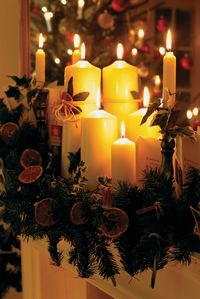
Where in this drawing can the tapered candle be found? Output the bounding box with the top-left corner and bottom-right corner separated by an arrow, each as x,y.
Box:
65,43 -> 101,112
112,121 -> 136,187
35,33 -> 45,84
163,30 -> 176,108
72,34 -> 81,64
127,87 -> 160,142
81,89 -> 118,190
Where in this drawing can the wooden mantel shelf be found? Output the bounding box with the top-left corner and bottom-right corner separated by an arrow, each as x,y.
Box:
21,238 -> 200,299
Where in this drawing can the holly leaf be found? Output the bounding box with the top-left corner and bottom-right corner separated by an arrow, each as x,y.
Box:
73,92 -> 89,101
72,106 -> 82,114
130,90 -> 139,99
67,77 -> 73,96
8,75 -> 31,88
150,110 -> 169,129
5,86 -> 21,100
140,98 -> 162,125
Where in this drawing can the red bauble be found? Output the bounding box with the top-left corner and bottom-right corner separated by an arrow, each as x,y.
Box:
32,6 -> 39,14
141,43 -> 150,53
156,16 -> 168,33
111,0 -> 126,12
180,54 -> 192,70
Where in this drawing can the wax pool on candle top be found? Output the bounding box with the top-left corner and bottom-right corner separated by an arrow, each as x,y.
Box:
163,30 -> 176,108
112,121 -> 136,187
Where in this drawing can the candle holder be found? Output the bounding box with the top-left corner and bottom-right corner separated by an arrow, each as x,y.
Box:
159,134 -> 175,179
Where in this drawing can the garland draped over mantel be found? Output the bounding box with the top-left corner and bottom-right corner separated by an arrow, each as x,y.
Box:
1,76 -> 200,292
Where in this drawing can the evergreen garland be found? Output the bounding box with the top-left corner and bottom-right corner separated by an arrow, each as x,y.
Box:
1,77 -> 200,291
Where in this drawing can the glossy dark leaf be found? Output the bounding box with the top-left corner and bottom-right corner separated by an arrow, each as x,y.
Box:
140,98 -> 162,125
73,92 -> 89,101
150,110 -> 169,129
67,77 -> 73,96
130,90 -> 139,99
72,106 -> 82,114
5,86 -> 21,100
27,88 -> 39,104
8,75 -> 30,88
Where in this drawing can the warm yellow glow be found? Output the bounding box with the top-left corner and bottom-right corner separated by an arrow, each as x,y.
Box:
54,58 -> 60,64
42,6 -> 48,13
121,121 -> 125,138
143,86 -> 150,108
138,28 -> 144,39
159,47 -> 166,56
61,0 -> 67,4
39,33 -> 44,48
186,110 -> 193,120
117,43 -> 124,60
166,30 -> 172,51
131,48 -> 138,56
74,34 -> 80,48
193,107 -> 199,116
81,43 -> 86,59
44,11 -> 53,20
96,88 -> 101,109
67,49 -> 73,55
154,75 -> 161,86
78,0 -> 85,8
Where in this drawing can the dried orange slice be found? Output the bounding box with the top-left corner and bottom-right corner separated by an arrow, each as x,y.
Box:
18,165 -> 43,184
101,207 -> 129,239
0,122 -> 19,144
34,198 -> 56,227
20,149 -> 42,168
70,202 -> 88,225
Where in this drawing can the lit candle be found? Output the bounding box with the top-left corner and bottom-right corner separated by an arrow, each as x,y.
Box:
126,87 -> 160,142
163,30 -> 176,108
81,90 -> 118,190
35,33 -> 45,84
64,43 -> 101,114
102,43 -> 139,134
44,11 -> 53,32
72,34 -> 81,64
112,121 -> 136,188
77,0 -> 85,19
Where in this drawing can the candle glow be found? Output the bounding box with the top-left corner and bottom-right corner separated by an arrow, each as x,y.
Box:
138,28 -> 144,39
78,0 -> 85,8
166,30 -> 172,51
154,75 -> 161,86
117,43 -> 124,60
39,33 -> 44,48
187,110 -> 193,119
193,107 -> 198,116
74,34 -> 80,48
143,86 -> 150,108
159,47 -> 166,56
96,88 -> 101,109
121,121 -> 125,138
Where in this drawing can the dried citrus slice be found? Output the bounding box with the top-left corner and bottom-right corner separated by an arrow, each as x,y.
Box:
70,202 -> 88,225
20,149 -> 42,168
0,122 -> 19,144
34,198 -> 56,227
101,207 -> 129,239
18,165 -> 43,184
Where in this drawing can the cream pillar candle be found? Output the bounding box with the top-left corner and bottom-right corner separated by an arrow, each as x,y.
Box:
72,34 -> 81,64
112,121 -> 136,188
35,33 -> 45,84
81,91 -> 118,190
102,43 -> 139,133
163,30 -> 176,108
126,87 -> 160,142
64,43 -> 100,111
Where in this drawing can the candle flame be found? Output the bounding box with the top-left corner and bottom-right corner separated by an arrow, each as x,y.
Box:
138,28 -> 144,39
193,107 -> 199,116
117,43 -> 124,60
121,121 -> 125,138
154,75 -> 161,86
166,30 -> 172,51
186,110 -> 193,120
143,86 -> 150,108
81,43 -> 85,60
96,88 -> 101,109
78,0 -> 85,8
74,34 -> 80,48
39,33 -> 44,48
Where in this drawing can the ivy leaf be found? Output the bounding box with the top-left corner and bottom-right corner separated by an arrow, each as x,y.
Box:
8,75 -> 31,88
170,126 -> 196,140
67,77 -> 73,96
140,98 -> 162,125
5,86 -> 21,100
130,90 -> 139,99
150,110 -> 169,129
73,92 -> 89,101
72,106 -> 82,114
